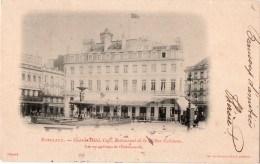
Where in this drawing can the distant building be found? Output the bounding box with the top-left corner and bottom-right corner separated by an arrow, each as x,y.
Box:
20,53 -> 65,116
42,67 -> 65,117
184,57 -> 210,121
63,28 -> 186,121
20,53 -> 44,116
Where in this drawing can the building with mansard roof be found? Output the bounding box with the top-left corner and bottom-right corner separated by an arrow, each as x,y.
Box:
63,28 -> 187,121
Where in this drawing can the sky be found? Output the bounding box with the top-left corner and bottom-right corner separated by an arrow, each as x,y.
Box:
22,12 -> 207,67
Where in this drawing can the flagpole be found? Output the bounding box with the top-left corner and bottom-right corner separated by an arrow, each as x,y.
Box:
128,15 -> 131,39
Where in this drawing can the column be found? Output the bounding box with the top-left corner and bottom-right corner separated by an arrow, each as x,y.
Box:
129,106 -> 132,118
146,107 -> 151,120
136,106 -> 140,117
154,104 -> 159,120
166,106 -> 171,120
110,106 -> 113,116
118,106 -> 121,116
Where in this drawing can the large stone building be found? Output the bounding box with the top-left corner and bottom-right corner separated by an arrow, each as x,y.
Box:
20,53 -> 43,116
63,29 -> 187,121
20,53 -> 65,116
184,57 -> 209,121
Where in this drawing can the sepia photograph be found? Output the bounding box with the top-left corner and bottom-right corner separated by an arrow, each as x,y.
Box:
1,0 -> 259,163
20,12 -> 209,131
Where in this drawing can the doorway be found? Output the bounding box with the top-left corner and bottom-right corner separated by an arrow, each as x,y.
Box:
121,106 -> 128,118
140,107 -> 147,120
159,107 -> 166,121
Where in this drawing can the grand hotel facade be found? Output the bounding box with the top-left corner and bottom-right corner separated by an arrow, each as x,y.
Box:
63,29 -> 186,121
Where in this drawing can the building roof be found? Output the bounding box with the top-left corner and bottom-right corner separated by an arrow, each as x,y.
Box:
194,57 -> 209,67
185,57 -> 209,72
88,38 -> 165,53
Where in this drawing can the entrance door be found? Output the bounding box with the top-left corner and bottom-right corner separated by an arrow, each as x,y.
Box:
121,106 -> 128,118
103,106 -> 110,116
140,107 -> 147,120
159,107 -> 166,121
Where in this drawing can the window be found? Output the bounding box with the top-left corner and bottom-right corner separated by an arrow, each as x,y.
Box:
124,53 -> 128,59
171,64 -> 176,72
97,66 -> 101,73
71,80 -> 74,90
142,80 -> 146,91
114,80 -> 118,91
123,80 -> 128,91
80,80 -> 84,87
133,65 -> 137,73
97,80 -> 101,91
161,64 -> 166,72
28,74 -> 31,81
96,106 -> 100,113
51,76 -> 54,84
142,65 -> 147,73
180,78 -> 183,91
151,107 -> 155,116
151,80 -> 156,91
45,75 -> 48,82
88,80 -> 92,90
71,67 -> 75,74
106,66 -> 110,73
38,76 -> 41,83
89,66 -> 93,74
76,55 -> 79,62
200,81 -> 204,90
22,73 -> 25,81
105,80 -> 110,91
147,52 -> 151,58
124,65 -> 128,73
162,52 -> 166,58
151,64 -> 156,72
138,52 -> 142,59
132,80 -> 137,91
33,74 -> 38,81
79,66 -> 83,74
194,72 -> 198,79
161,79 -> 166,91
115,66 -> 119,73
171,79 -> 176,91
93,54 -> 97,61
201,72 -> 204,79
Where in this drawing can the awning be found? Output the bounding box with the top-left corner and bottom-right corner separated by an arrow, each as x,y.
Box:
177,97 -> 196,110
77,92 -> 153,106
73,99 -> 149,106
20,101 -> 43,104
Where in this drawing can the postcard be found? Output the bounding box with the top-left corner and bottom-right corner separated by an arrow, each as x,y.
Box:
1,0 -> 259,163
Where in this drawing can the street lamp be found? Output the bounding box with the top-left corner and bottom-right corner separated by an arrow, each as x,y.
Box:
186,72 -> 193,130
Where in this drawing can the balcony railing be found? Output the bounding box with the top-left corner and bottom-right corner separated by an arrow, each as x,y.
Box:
21,96 -> 43,102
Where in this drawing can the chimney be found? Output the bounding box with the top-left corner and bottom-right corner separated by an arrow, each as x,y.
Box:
100,28 -> 113,52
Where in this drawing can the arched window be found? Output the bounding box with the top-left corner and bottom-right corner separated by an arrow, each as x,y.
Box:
200,81 -> 204,90
193,82 -> 198,91
27,74 -> 31,82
